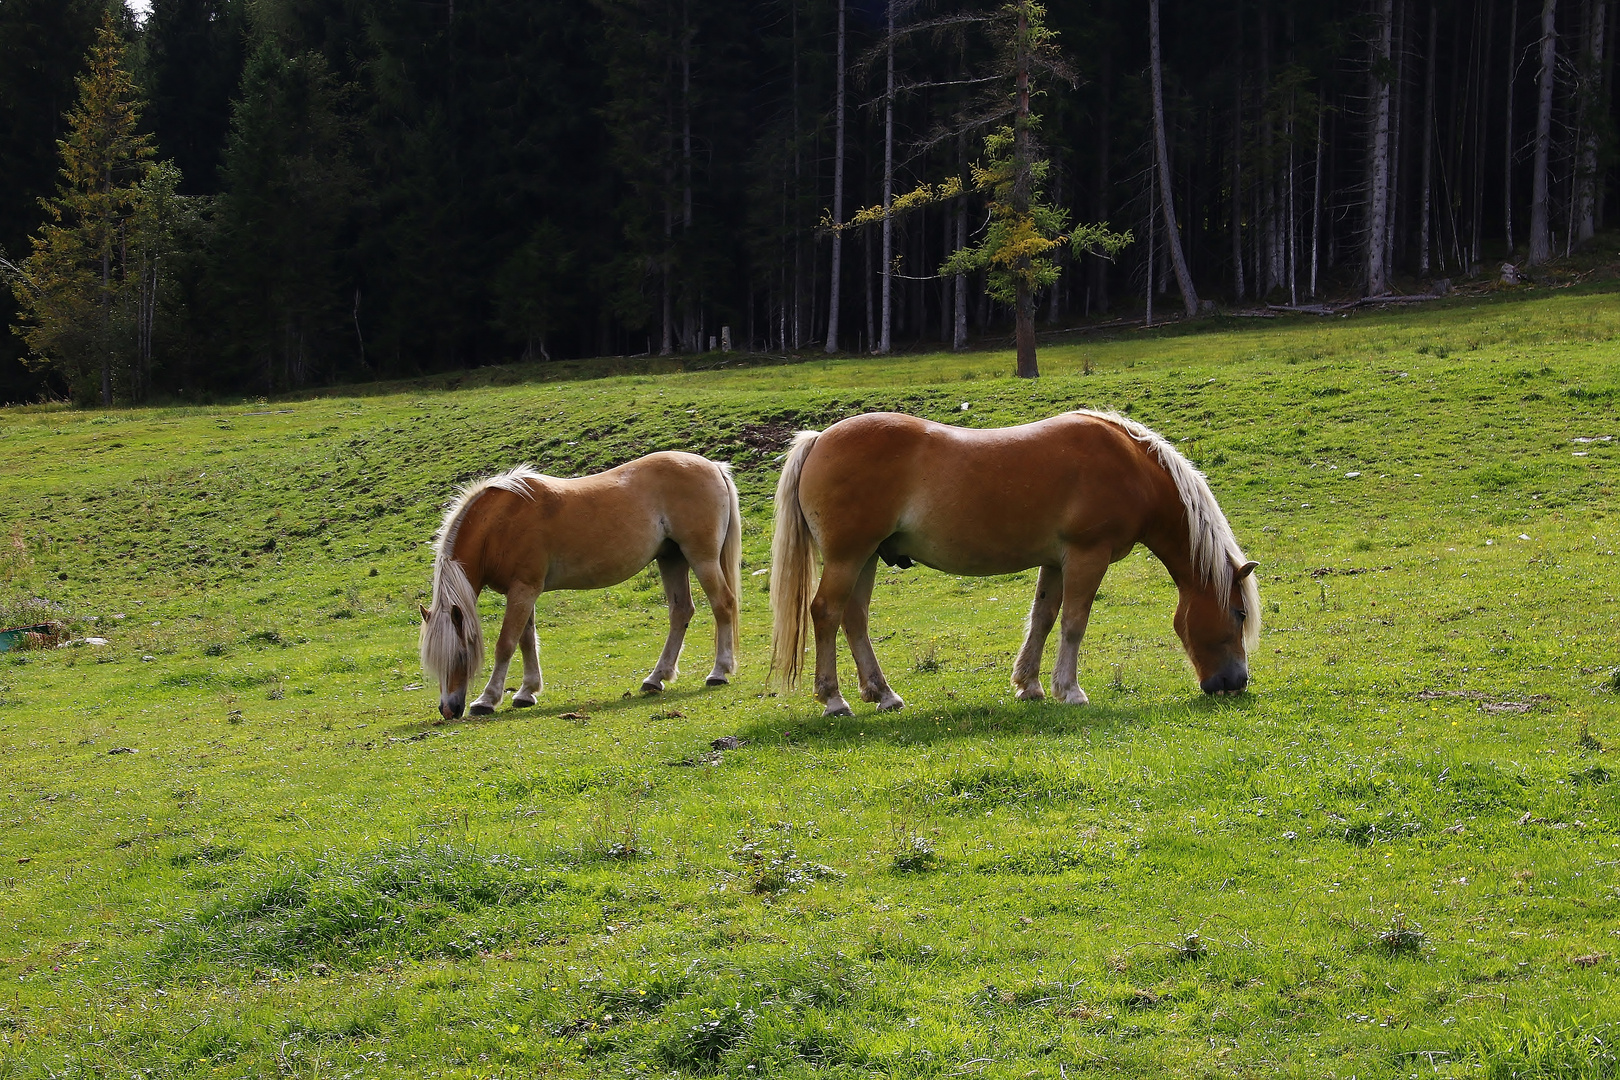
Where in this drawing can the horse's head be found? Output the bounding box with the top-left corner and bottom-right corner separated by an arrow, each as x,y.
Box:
1173,559 -> 1259,696
419,601 -> 478,720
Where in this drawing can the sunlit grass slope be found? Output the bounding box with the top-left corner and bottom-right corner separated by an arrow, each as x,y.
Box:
1,284 -> 1619,1078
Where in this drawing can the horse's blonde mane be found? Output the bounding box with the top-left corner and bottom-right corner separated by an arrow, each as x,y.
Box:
419,465 -> 544,681
1074,410 -> 1261,650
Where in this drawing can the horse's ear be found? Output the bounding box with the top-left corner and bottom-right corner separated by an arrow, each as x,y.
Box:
419,604 -> 431,622
1236,561 -> 1259,580
449,605 -> 465,631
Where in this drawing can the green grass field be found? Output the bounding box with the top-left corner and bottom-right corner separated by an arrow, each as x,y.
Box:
2,283 -> 1619,1079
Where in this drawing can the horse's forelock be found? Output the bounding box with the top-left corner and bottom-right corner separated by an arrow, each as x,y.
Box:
1075,410 -> 1257,623
420,557 -> 481,681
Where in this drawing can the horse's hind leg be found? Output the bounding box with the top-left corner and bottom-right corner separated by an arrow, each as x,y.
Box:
1050,547 -> 1111,706
642,551 -> 694,693
511,609 -> 543,707
472,582 -> 540,715
842,555 -> 903,711
1012,565 -> 1062,700
809,558 -> 863,717
690,558 -> 738,686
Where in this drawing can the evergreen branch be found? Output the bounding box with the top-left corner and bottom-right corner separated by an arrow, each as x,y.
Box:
820,177 -> 965,234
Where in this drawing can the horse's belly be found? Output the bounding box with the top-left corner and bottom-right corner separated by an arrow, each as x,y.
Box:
891,532 -> 1052,577
543,549 -> 658,591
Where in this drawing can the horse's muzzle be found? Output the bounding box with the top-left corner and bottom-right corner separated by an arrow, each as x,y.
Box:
1200,663 -> 1249,696
440,690 -> 465,720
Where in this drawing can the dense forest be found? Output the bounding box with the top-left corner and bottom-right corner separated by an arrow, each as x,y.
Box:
0,0 -> 1615,404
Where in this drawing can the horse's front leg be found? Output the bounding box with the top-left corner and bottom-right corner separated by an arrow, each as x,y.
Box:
842,555 -> 903,711
1050,548 -> 1111,706
511,609 -> 543,707
643,551 -> 694,693
809,558 -> 862,717
1012,565 -> 1062,700
472,582 -> 540,715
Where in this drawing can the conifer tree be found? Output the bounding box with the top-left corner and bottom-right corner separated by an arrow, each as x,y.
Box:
940,2 -> 1128,378
210,37 -> 358,392
6,14 -> 172,405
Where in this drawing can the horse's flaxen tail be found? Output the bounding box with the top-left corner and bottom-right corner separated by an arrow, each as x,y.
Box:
718,461 -> 743,657
769,430 -> 821,687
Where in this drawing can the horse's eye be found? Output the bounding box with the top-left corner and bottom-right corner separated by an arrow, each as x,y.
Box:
1234,609 -> 1247,623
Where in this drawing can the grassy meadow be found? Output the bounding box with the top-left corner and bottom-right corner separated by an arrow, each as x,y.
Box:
1,284 -> 1619,1078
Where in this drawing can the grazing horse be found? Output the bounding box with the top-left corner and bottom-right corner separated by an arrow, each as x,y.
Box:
769,411 -> 1259,716
420,452 -> 741,720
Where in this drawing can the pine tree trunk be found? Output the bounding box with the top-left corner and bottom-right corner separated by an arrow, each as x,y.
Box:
1092,51 -> 1112,315
1366,0 -> 1395,295
100,248 -> 112,406
680,2 -> 694,349
790,0 -> 802,351
1310,94 -> 1324,297
1047,161 -> 1062,323
1288,98 -> 1297,305
953,189 -> 967,349
826,0 -> 845,353
1421,3 -> 1437,274
864,197 -> 875,352
1260,8 -> 1278,294
1386,0 -> 1407,276
1146,162 -> 1157,327
1012,1 -> 1038,378
941,202 -> 952,340
880,0 -> 894,354
1506,0 -> 1519,252
1150,0 -> 1199,316
1478,0 -> 1497,265
1576,0 -> 1607,241
1232,14 -> 1246,303
1529,0 -> 1558,265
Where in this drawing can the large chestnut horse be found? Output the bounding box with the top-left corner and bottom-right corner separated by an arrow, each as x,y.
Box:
420,453 -> 741,720
769,411 -> 1259,715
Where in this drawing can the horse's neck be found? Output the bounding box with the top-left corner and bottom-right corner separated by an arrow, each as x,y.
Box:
442,522 -> 485,598
1140,510 -> 1200,595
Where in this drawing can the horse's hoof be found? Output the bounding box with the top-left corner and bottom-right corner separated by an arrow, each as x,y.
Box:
1014,684 -> 1046,701
511,696 -> 536,709
1055,688 -> 1090,706
876,694 -> 905,712
640,680 -> 665,694
823,703 -> 853,718
705,675 -> 729,687
468,703 -> 496,716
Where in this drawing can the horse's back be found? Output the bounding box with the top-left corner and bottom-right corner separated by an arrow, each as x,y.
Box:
471,451 -> 733,592
798,411 -> 1168,573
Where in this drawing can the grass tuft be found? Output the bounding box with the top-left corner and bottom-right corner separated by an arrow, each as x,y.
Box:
1375,912 -> 1429,955
151,842 -> 561,972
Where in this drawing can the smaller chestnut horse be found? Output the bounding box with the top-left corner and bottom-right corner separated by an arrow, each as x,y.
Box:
769,411 -> 1259,715
420,452 -> 741,720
